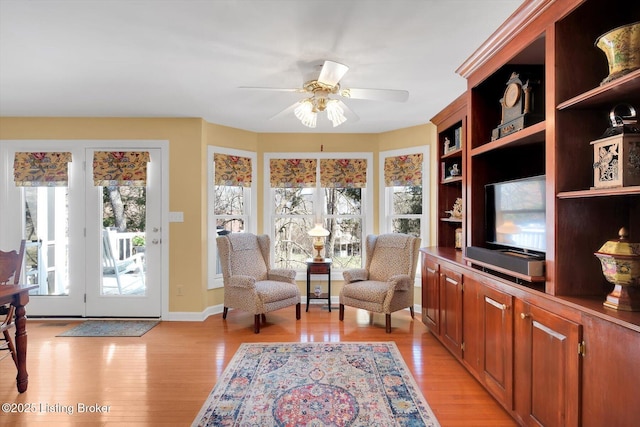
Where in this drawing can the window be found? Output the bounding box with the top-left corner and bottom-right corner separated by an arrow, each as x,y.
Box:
380,147 -> 429,251
208,147 -> 257,289
265,153 -> 373,272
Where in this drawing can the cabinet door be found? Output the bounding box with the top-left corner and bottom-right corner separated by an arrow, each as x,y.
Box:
440,266 -> 463,359
515,300 -> 581,427
478,284 -> 514,409
421,254 -> 440,334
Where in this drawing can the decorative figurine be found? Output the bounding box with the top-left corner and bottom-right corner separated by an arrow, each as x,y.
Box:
445,197 -> 463,219
590,104 -> 640,189
444,137 -> 452,154
594,227 -> 640,311
449,164 -> 460,176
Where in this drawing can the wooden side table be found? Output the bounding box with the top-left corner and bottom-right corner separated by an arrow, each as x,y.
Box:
306,258 -> 332,312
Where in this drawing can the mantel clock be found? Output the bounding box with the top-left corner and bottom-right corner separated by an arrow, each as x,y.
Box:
492,72 -> 543,141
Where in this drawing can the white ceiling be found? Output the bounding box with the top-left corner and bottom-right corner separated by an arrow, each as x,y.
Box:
0,0 -> 523,134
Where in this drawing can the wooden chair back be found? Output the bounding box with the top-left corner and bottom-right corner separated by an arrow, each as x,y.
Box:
0,240 -> 26,285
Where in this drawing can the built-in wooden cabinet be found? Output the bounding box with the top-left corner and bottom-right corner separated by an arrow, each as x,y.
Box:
420,248 -> 464,358
423,2 -> 640,425
513,300 -> 581,427
439,265 -> 463,358
476,282 -> 514,409
430,93 -> 466,249
421,256 -> 440,334
422,250 -> 585,426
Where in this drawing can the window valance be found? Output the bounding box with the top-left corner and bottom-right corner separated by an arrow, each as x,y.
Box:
93,151 -> 150,187
269,159 -> 317,188
13,152 -> 73,187
214,153 -> 252,187
384,153 -> 423,186
320,158 -> 367,188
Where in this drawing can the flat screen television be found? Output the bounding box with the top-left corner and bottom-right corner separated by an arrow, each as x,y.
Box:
485,175 -> 546,254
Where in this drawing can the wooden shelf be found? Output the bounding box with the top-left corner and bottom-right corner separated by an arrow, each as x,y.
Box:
470,121 -> 545,156
556,295 -> 640,333
557,69 -> 640,110
441,176 -> 462,184
442,147 -> 463,159
557,186 -> 640,199
440,217 -> 463,223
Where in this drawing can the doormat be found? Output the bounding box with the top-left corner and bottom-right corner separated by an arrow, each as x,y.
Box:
192,342 -> 440,426
57,320 -> 159,337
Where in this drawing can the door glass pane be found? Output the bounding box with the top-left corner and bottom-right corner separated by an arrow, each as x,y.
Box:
24,187 -> 70,296
101,185 -> 147,296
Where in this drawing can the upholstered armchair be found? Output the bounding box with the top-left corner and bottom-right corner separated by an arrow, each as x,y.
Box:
216,233 -> 301,333
339,233 -> 421,333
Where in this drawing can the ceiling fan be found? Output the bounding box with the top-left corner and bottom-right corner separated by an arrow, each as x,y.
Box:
241,60 -> 409,128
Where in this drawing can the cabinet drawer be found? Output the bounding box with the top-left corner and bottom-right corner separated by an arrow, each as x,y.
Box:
309,264 -> 330,274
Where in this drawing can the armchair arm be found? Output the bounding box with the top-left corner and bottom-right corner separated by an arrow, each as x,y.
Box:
228,275 -> 257,289
387,274 -> 413,291
268,268 -> 296,283
343,268 -> 369,284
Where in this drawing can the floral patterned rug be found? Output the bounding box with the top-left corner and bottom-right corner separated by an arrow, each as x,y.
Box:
192,342 -> 440,426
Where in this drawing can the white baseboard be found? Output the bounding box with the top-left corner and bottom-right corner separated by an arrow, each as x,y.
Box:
163,302 -> 423,321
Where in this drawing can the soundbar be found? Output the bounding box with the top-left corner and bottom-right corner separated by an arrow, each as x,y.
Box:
465,246 -> 545,278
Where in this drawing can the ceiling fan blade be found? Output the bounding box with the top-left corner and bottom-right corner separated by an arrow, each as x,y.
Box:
337,100 -> 359,122
269,101 -> 301,120
340,87 -> 409,102
317,60 -> 349,87
239,86 -> 304,93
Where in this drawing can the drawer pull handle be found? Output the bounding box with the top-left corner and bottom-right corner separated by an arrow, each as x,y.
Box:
520,312 -> 531,319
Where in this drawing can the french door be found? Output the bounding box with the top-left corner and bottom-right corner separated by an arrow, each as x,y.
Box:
0,141 -> 166,317
84,147 -> 163,317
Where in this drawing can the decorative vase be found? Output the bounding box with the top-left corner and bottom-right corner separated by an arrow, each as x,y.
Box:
594,227 -> 640,311
595,21 -> 640,85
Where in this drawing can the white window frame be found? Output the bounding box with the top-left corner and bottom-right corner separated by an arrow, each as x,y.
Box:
263,152 -> 374,279
379,146 -> 429,281
207,146 -> 257,289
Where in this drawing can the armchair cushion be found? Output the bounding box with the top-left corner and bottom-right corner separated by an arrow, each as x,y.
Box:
255,281 -> 300,303
342,280 -> 390,304
343,268 -> 369,284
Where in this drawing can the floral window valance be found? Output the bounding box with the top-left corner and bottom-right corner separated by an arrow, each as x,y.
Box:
384,153 -> 423,186
270,159 -> 317,188
93,151 -> 150,187
320,158 -> 367,188
14,152 -> 73,187
214,153 -> 252,187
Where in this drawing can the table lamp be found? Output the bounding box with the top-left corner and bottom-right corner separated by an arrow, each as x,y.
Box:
308,223 -> 330,261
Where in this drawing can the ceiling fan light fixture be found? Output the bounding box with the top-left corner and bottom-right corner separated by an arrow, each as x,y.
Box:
294,99 -> 317,128
326,99 -> 346,127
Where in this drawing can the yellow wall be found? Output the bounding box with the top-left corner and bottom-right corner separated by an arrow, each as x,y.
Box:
0,117 -> 436,315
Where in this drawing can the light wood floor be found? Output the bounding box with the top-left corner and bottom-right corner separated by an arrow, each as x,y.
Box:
0,306 -> 517,426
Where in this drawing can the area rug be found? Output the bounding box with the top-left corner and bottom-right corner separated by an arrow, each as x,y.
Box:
57,320 -> 159,337
192,342 -> 440,427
